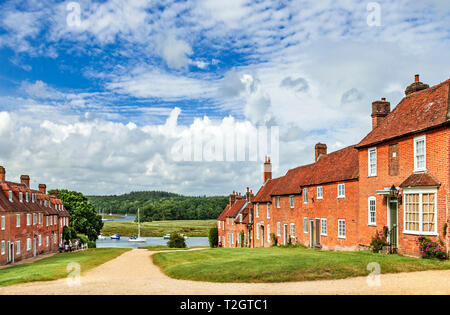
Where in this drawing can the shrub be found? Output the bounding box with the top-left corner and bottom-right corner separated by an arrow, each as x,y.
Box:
208,227 -> 218,248
370,227 -> 389,253
240,231 -> 245,247
270,233 -> 278,247
87,240 -> 96,248
417,236 -> 448,260
167,233 -> 187,248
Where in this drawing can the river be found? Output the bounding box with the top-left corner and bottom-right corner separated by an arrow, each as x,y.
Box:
96,237 -> 209,249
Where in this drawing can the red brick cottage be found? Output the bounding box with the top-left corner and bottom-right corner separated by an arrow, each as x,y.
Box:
0,166 -> 70,265
218,75 -> 450,256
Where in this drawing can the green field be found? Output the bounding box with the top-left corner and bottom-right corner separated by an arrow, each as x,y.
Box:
0,248 -> 130,287
101,220 -> 216,237
139,245 -> 208,251
152,247 -> 450,283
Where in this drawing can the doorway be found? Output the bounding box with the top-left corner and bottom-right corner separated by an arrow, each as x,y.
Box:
261,225 -> 265,247
7,242 -> 14,264
33,238 -> 37,257
309,220 -> 314,248
315,218 -> 321,247
388,198 -> 398,247
283,224 -> 288,245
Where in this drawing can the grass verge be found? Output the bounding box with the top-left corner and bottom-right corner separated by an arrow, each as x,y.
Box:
152,247 -> 450,283
0,248 -> 130,287
101,220 -> 216,237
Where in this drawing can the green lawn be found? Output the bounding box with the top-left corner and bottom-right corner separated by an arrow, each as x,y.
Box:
139,245 -> 208,251
152,247 -> 450,283
0,248 -> 130,287
101,220 -> 216,237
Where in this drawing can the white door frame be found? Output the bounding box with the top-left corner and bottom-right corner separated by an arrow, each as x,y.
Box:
387,197 -> 399,245
309,220 -> 314,248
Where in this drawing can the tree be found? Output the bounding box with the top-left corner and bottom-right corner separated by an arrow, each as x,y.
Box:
167,233 -> 186,248
208,227 -> 219,248
52,189 -> 103,241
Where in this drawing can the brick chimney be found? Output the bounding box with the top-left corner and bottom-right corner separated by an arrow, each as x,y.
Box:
264,156 -> 272,183
0,166 -> 5,182
52,190 -> 58,198
20,175 -> 30,187
371,98 -> 390,129
405,74 -> 429,96
245,187 -> 253,202
38,184 -> 47,194
315,143 -> 327,162
229,191 -> 236,205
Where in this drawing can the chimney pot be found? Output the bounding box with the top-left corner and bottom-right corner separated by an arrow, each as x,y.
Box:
38,184 -> 47,194
371,98 -> 391,129
415,74 -> 419,83
405,74 -> 429,95
20,175 -> 30,187
315,143 -> 327,162
0,166 -> 5,182
263,157 -> 272,183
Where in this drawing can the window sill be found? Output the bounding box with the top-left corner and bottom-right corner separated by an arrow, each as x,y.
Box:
337,196 -> 345,199
367,175 -> 377,178
338,236 -> 346,239
321,234 -> 327,237
316,197 -> 323,200
403,231 -> 438,236
368,224 -> 377,227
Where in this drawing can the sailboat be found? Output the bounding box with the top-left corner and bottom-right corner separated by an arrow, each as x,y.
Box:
128,208 -> 146,242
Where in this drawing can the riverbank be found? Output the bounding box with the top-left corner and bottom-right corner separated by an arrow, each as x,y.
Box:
100,220 -> 216,237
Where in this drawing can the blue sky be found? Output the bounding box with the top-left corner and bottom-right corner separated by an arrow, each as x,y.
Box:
0,0 -> 449,195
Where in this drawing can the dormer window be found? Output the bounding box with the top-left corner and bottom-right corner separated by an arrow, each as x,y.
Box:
44,200 -> 47,207
32,193 -> 35,203
9,190 -> 13,202
25,192 -> 29,202
19,192 -> 23,203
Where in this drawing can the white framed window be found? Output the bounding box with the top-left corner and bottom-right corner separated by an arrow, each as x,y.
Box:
267,203 -> 270,219
26,238 -> 31,251
16,240 -> 20,254
46,236 -> 49,247
317,186 -> 323,199
1,240 -> 5,255
33,213 -> 36,225
26,214 -> 31,226
267,224 -> 271,242
290,223 -> 295,237
38,235 -> 42,246
218,221 -> 221,229
19,192 -> 23,203
16,214 -> 20,227
25,192 -> 29,202
338,219 -> 346,239
368,197 -> 377,226
277,222 -> 281,237
9,190 -> 13,202
39,213 -> 42,225
46,216 -> 49,227
368,147 -> 377,176
256,203 -> 259,218
321,218 -> 327,236
32,193 -> 35,203
303,188 -> 308,204
404,190 -> 437,235
414,135 -> 426,172
289,195 -> 294,209
338,183 -> 345,198
1,216 -> 4,230
304,217 -> 308,233
276,196 -> 280,208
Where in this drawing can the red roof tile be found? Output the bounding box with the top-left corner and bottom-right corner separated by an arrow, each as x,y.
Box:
252,177 -> 282,203
217,204 -> 230,221
357,79 -> 450,148
400,171 -> 441,188
226,199 -> 246,218
271,145 -> 359,196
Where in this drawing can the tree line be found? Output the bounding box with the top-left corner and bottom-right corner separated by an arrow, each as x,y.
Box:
87,191 -> 228,221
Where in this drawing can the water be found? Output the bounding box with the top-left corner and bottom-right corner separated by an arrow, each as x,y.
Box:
96,236 -> 209,249
101,215 -> 136,222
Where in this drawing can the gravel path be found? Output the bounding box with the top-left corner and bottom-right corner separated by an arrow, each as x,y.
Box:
1,249 -> 449,295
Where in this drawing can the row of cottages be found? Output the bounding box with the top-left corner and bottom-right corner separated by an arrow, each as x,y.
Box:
0,166 -> 70,265
217,75 -> 450,256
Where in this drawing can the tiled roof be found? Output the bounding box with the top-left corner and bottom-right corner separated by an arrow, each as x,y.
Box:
252,177 -> 282,203
271,145 -> 359,196
400,171 -> 441,188
217,204 -> 230,221
226,199 -> 246,218
357,79 -> 450,148
234,207 -> 250,224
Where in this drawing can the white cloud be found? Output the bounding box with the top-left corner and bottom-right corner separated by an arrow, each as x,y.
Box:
156,32 -> 193,69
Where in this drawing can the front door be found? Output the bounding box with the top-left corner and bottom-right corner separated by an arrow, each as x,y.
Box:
388,199 -> 398,247
315,218 -> 321,247
7,242 -> 14,264
309,220 -> 314,248
33,238 -> 37,257
283,224 -> 288,245
261,226 -> 265,247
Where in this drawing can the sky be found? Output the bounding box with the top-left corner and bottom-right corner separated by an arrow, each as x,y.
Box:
0,0 -> 449,196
